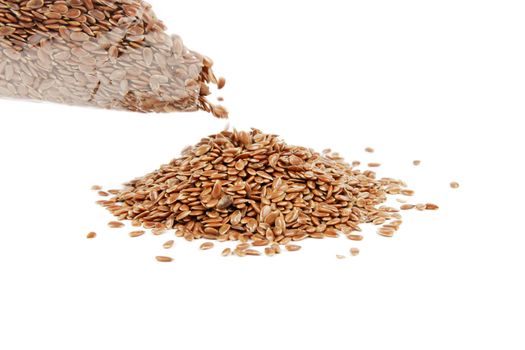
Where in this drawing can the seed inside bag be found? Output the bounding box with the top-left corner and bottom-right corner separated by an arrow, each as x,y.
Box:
0,0 -> 226,117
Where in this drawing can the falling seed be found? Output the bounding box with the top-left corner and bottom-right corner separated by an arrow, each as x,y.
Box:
450,182 -> 460,189
413,160 -> 421,166
155,256 -> 173,263
200,242 -> 214,250
368,163 -> 381,168
350,248 -> 360,256
365,147 -> 375,153
91,185 -> 102,191
163,240 -> 174,249
336,255 -> 346,259
221,248 -> 231,256
86,232 -> 96,239
217,77 -> 226,89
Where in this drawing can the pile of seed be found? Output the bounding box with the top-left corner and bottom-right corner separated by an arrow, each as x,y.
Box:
96,129 -> 439,258
0,0 -> 227,117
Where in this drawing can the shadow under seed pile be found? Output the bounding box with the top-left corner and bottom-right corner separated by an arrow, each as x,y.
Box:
97,129 -> 414,247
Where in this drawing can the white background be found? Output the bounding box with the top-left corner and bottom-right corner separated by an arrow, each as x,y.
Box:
1,1 -> 524,349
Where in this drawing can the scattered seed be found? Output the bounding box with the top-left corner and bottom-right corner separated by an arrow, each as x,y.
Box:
368,163 -> 381,168
245,249 -> 261,256
425,203 -> 439,210
450,182 -> 460,189
91,185 -> 102,191
108,221 -> 124,228
221,248 -> 231,256
155,256 -> 173,263
200,242 -> 214,250
348,235 -> 363,241
350,248 -> 360,256
413,160 -> 421,166
336,255 -> 346,259
98,191 -> 109,197
163,240 -> 174,249
285,244 -> 302,252
415,203 -> 427,211
129,230 -> 145,238
365,147 -> 375,153
86,232 -> 96,239
400,204 -> 415,210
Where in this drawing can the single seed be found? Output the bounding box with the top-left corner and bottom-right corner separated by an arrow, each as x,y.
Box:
413,160 -> 421,166
98,191 -> 109,197
365,147 -> 375,153
450,182 -> 460,189
86,232 -> 96,239
129,230 -> 145,238
336,255 -> 346,259
27,0 -> 44,10
245,249 -> 261,256
368,162 -> 381,168
348,235 -> 363,241
350,247 -> 360,256
108,221 -> 124,228
155,256 -> 173,263
285,244 -> 301,252
221,248 -> 231,256
425,203 -> 439,210
200,242 -> 214,250
264,247 -> 275,256
400,204 -> 415,210
415,203 -> 427,211
217,77 -> 226,89
91,185 -> 102,190
163,240 -> 174,249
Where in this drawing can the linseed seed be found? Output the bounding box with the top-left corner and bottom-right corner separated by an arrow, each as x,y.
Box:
108,221 -> 124,229
365,147 -> 375,153
350,248 -> 360,256
450,182 -> 460,189
155,256 -> 173,263
285,244 -> 302,252
348,235 -> 363,241
86,232 -> 96,239
413,160 -> 421,166
200,242 -> 214,250
336,255 -> 346,259
129,230 -> 145,238
163,240 -> 174,249
94,129 -> 439,260
221,248 -> 231,257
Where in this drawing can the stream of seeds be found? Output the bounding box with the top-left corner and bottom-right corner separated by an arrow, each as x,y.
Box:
93,129 -> 441,261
